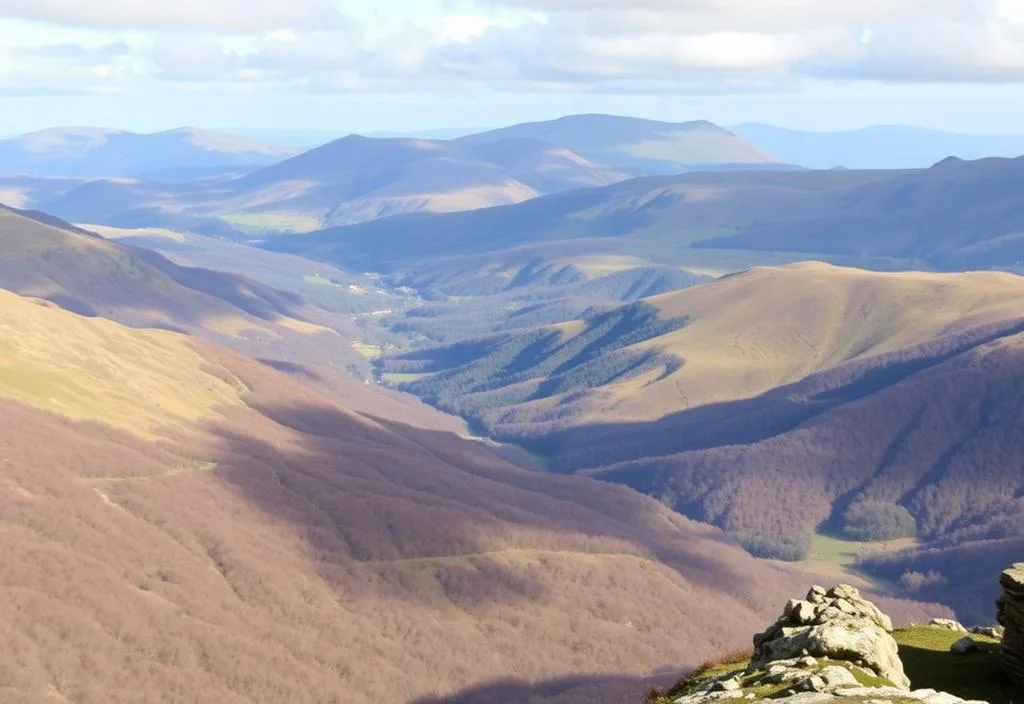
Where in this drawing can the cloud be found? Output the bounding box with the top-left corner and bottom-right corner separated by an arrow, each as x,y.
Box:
0,0 -> 344,32
4,0 -> 1024,99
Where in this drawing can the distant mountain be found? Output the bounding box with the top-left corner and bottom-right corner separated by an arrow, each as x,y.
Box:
0,127 -> 292,179
457,114 -> 787,173
274,156 -> 1024,273
733,123 -> 1024,169
380,263 -> 1024,569
31,135 -> 635,232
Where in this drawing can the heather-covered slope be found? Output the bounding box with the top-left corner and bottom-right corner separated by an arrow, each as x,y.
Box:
0,286 -> 828,704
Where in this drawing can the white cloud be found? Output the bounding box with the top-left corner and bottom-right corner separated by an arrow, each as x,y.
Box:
3,0 -> 1024,100
0,0 -> 344,32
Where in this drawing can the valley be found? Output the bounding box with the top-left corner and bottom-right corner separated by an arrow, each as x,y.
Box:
0,109 -> 1021,704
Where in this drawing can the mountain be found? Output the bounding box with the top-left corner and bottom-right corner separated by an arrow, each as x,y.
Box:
0,204 -> 372,380
273,156 -> 1024,274
733,123 -> 1024,169
0,127 -> 292,179
456,114 -> 787,174
0,278 -> 827,703
31,134 -> 635,233
379,263 -> 1024,570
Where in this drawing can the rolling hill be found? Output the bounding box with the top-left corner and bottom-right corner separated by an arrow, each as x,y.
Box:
31,134 -> 635,234
273,155 -> 1024,275
0,205 -> 371,381
379,263 -> 1024,574
456,115 -> 786,174
0,127 -> 291,179
0,283 -> 849,704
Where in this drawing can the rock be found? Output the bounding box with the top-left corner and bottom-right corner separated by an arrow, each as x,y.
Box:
672,691 -> 743,704
970,626 -> 1003,639
950,636 -> 978,654
798,666 -> 859,693
712,677 -> 741,692
997,563 -> 1024,688
929,618 -> 968,633
751,585 -> 910,689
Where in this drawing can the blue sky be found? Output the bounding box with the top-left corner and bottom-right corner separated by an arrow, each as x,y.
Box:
2,0 -> 1024,136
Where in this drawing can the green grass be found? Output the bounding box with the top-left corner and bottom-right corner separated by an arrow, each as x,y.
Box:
381,372 -> 432,385
219,212 -> 324,235
895,626 -> 1014,703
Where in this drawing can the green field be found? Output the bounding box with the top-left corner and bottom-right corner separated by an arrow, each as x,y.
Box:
219,212 -> 324,235
381,372 -> 432,385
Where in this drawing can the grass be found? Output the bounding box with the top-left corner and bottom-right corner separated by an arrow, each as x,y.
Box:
352,342 -> 384,360
778,533 -> 915,590
895,626 -> 1014,703
0,289 -> 245,437
219,212 -> 323,235
652,627 -> 1013,704
381,372 -> 432,385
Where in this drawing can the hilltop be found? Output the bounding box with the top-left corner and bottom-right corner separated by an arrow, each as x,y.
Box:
456,115 -> 785,173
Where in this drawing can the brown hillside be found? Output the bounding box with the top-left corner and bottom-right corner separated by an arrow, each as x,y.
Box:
0,287 -> 859,704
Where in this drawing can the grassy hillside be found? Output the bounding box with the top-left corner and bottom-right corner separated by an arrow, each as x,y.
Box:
0,287 -> 845,704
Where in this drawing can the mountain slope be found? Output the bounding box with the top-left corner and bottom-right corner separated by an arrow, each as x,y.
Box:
457,114 -> 785,173
0,127 -> 291,179
278,155 -> 1024,274
380,264 -> 1024,564
0,205 -> 365,377
34,135 -> 635,233
0,285 -> 822,703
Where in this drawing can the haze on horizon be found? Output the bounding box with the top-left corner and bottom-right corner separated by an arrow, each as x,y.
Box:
2,0 -> 1024,136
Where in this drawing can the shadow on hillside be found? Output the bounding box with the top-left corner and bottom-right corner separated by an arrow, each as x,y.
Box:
409,672 -> 676,704
546,317 -> 1024,472
196,382 -> 790,613
899,641 -> 1014,704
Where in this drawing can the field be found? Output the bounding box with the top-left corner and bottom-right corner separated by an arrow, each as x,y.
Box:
778,533 -> 917,588
219,212 -> 324,235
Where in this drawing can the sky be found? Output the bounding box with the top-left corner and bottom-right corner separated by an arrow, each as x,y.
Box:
2,0 -> 1024,137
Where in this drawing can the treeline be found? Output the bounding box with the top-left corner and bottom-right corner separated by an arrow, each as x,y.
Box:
385,265 -> 706,344
380,302 -> 687,427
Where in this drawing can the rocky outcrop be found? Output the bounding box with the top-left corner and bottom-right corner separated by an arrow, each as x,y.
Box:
752,584 -> 909,689
668,584 -> 989,704
997,563 -> 1024,688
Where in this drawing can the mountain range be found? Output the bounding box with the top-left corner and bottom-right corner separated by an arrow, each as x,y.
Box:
273,154 -> 1024,274
0,127 -> 292,180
